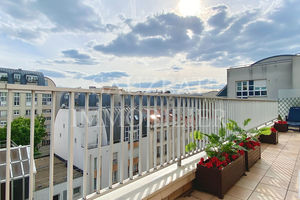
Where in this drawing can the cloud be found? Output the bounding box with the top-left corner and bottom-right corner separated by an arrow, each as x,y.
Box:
171,66 -> 183,71
83,71 -> 129,82
202,84 -> 225,90
132,80 -> 172,88
94,1 -> 300,67
0,0 -> 115,43
39,69 -> 66,78
61,49 -> 97,65
172,79 -> 218,89
94,13 -> 204,57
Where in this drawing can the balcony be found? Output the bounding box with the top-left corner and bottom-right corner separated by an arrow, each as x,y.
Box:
0,83 -> 278,200
178,131 -> 300,200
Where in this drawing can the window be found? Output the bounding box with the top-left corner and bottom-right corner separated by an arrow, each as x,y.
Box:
157,132 -> 160,143
113,152 -> 118,165
157,146 -> 160,158
0,121 -> 7,126
164,130 -> 167,140
0,72 -> 8,81
26,110 -> 31,116
42,94 -> 52,105
42,109 -> 51,114
14,73 -> 21,82
13,110 -> 19,116
0,92 -> 7,106
164,144 -> 167,155
73,187 -> 81,196
26,75 -> 38,83
0,110 -> 7,117
236,80 -> 267,98
14,93 -> 20,106
113,170 -> 118,183
26,93 -> 31,106
45,117 -> 51,121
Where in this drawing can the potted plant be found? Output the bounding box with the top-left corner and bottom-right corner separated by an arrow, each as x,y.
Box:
259,126 -> 278,144
226,119 -> 270,171
274,115 -> 288,132
186,123 -> 246,199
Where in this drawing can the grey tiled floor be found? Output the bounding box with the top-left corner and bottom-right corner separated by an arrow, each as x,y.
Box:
178,131 -> 300,200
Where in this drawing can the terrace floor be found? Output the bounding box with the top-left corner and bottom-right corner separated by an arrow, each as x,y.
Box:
178,130 -> 300,200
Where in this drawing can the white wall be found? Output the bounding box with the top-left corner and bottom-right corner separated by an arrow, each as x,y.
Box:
34,177 -> 83,200
227,55 -> 293,100
292,55 -> 300,89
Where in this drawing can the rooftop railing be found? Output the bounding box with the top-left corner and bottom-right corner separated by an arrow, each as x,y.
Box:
2,83 -> 278,200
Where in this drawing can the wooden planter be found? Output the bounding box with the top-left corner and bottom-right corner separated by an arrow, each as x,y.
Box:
245,145 -> 261,171
259,131 -> 278,144
274,123 -> 288,132
193,155 -> 245,199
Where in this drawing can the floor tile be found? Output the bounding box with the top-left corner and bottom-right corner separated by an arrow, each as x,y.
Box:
254,183 -> 287,199
226,185 -> 252,200
285,191 -> 300,200
248,191 -> 283,200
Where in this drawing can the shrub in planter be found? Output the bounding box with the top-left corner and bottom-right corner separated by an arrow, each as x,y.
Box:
274,120 -> 288,132
259,127 -> 278,144
186,123 -> 246,199
226,119 -> 267,171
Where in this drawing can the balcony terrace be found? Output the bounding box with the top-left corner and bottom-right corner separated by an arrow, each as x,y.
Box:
178,131 -> 300,200
1,84 -> 278,200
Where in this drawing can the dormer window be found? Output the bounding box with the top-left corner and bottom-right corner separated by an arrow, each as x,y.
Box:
14,73 -> 21,82
26,75 -> 38,83
0,72 -> 8,81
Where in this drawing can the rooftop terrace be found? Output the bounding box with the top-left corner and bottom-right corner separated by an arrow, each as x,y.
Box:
178,131 -> 300,200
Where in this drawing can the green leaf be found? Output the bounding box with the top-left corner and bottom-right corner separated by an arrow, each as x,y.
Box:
258,127 -> 271,135
243,118 -> 251,127
219,122 -> 226,138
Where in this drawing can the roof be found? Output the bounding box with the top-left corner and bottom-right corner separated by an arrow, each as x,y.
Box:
0,67 -> 46,86
217,85 -> 227,97
34,155 -> 82,191
251,54 -> 294,66
0,145 -> 36,183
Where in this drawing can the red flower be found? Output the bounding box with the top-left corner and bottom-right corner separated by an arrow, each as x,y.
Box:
271,127 -> 277,133
205,161 -> 213,168
231,154 -> 238,160
238,150 -> 245,155
222,160 -> 228,166
218,166 -> 223,170
239,142 -> 244,147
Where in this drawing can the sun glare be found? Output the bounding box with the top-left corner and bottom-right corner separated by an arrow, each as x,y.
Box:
177,0 -> 202,16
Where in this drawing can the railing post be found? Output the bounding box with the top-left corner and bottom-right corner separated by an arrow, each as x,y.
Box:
166,97 -> 170,162
96,93 -> 102,193
109,94 -> 115,187
49,91 -> 56,200
146,96 -> 150,171
129,95 -> 134,179
83,93 -> 89,198
172,97 -> 175,161
120,95 -> 125,183
29,90 -> 35,200
138,95 -> 143,174
160,96 -> 164,166
5,90 -> 12,200
153,96 -> 157,169
177,97 -> 181,167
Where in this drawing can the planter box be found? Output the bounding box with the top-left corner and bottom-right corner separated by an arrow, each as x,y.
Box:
274,123 -> 288,132
245,145 -> 261,171
193,155 -> 245,199
259,131 -> 278,144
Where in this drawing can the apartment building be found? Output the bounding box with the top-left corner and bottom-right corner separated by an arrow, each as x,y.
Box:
0,67 -> 56,146
217,54 -> 300,100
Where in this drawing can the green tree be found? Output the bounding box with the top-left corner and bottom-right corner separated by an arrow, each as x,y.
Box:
0,115 -> 47,152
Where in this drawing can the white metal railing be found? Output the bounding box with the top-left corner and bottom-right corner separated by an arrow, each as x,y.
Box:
2,83 -> 278,200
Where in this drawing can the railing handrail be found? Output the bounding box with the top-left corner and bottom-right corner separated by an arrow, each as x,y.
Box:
3,83 -> 277,102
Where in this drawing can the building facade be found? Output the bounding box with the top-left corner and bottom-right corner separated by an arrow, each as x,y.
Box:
0,68 -> 56,146
218,54 -> 300,100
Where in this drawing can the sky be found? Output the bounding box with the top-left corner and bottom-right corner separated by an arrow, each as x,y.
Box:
0,0 -> 299,94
